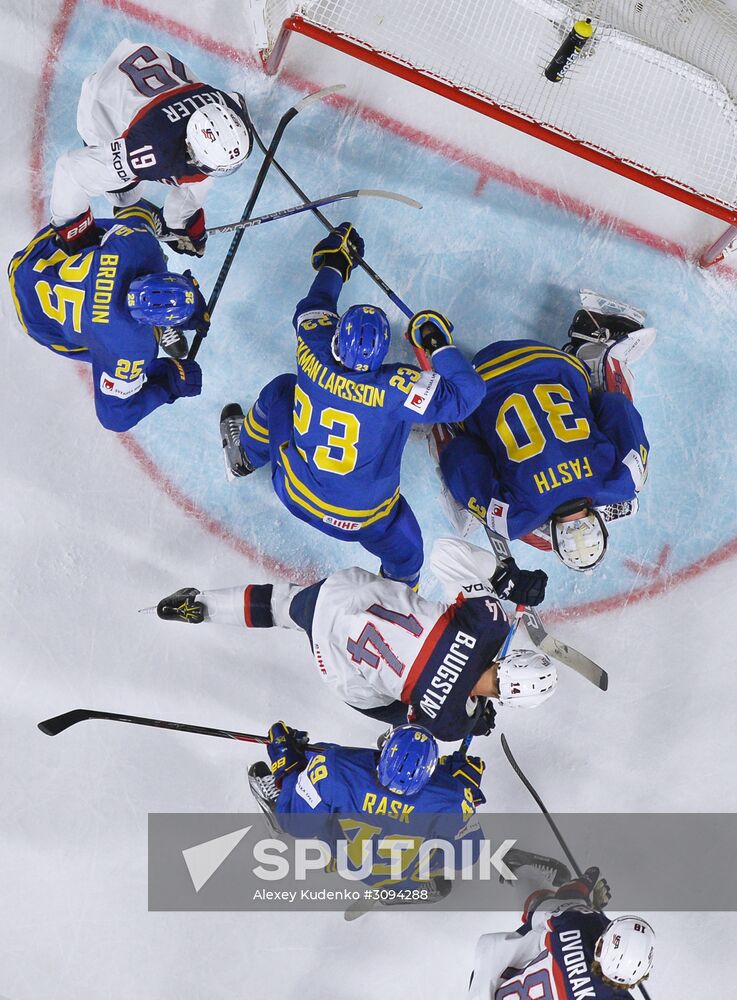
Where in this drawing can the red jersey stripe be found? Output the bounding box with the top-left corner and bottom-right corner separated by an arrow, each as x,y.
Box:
243,585 -> 254,628
122,82 -> 203,135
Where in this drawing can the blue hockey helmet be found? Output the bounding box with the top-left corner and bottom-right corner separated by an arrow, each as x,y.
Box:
376,725 -> 439,796
127,272 -> 197,326
332,304 -> 390,372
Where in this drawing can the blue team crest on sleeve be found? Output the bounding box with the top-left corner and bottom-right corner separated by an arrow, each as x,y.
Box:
43,1 -> 737,616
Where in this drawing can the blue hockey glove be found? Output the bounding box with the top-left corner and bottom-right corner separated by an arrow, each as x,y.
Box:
491,558 -> 548,607
443,751 -> 486,803
406,310 -> 454,355
113,199 -> 166,237
154,358 -> 202,398
170,208 -> 207,257
267,721 -> 309,788
180,270 -> 210,335
312,222 -> 364,280
54,207 -> 101,254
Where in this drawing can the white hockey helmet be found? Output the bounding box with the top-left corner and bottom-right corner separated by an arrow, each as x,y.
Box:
594,916 -> 655,988
496,649 -> 557,708
186,104 -> 252,175
550,500 -> 608,573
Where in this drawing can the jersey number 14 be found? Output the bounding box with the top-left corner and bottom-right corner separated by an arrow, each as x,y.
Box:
347,604 -> 424,677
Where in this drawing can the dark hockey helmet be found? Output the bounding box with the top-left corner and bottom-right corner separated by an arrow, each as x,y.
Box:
332,304 -> 391,372
127,272 -> 197,326
376,724 -> 439,795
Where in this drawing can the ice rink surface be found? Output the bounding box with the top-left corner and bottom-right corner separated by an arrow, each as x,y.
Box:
2,0 -> 736,997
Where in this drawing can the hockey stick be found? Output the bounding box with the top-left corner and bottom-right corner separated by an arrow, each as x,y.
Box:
248,123 -> 416,320
459,607 -> 524,753
501,734 -> 653,1000
250,119 -> 608,691
484,526 -> 608,691
162,189 -> 421,240
37,708 -> 320,750
188,84 -> 344,361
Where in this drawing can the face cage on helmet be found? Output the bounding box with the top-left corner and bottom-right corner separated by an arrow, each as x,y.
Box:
550,507 -> 609,573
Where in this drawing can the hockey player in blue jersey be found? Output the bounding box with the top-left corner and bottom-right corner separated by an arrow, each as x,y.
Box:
50,39 -> 252,258
468,867 -> 655,998
248,722 -> 485,904
435,293 -> 655,572
219,223 -> 486,588
8,201 -> 208,432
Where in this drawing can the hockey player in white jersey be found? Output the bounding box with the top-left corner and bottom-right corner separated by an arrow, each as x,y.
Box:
152,537 -> 556,741
50,39 -> 252,256
468,867 -> 655,998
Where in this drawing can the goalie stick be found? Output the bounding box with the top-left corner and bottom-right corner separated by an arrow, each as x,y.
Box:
188,84 -> 345,361
501,734 -> 653,1000
484,526 -> 608,691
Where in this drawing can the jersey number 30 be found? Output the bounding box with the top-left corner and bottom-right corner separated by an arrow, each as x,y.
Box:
496,383 -> 590,463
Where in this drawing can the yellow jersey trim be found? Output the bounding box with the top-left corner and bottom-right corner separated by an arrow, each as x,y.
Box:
246,407 -> 268,437
476,346 -> 591,389
113,206 -> 158,233
279,445 -> 400,522
8,227 -> 56,334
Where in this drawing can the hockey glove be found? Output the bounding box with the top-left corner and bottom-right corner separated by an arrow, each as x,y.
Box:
491,558 -> 547,607
113,199 -> 166,237
152,358 -> 202,398
406,310 -> 454,355
443,751 -> 486,803
180,270 -> 210,335
157,587 -> 204,623
556,866 -> 611,908
311,222 -> 364,281
267,721 -> 309,788
470,697 -> 497,737
54,208 -> 101,254
581,865 -> 612,909
169,208 -> 207,257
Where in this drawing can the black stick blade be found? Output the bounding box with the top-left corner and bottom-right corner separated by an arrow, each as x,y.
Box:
38,709 -> 94,736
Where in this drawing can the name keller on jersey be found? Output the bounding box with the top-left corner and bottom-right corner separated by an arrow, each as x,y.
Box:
419,630 -> 477,718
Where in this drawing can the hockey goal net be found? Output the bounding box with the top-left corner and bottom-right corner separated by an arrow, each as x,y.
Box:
251,0 -> 737,261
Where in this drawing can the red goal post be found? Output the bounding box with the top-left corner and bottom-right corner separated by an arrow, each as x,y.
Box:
249,0 -> 737,267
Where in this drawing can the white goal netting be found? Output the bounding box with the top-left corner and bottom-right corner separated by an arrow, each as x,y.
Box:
256,0 -> 737,216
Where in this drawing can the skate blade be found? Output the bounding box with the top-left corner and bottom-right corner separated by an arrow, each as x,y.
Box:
137,605 -> 158,615
223,449 -> 239,483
